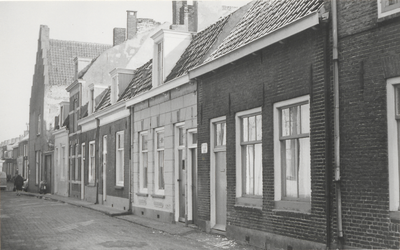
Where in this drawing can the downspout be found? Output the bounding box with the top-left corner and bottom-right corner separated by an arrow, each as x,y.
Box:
323,18 -> 332,249
128,106 -> 133,213
95,118 -> 100,204
332,0 -> 344,246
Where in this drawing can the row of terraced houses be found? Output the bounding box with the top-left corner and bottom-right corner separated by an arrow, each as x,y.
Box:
2,0 -> 399,249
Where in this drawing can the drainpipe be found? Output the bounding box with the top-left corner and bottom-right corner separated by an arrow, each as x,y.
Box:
128,106 -> 133,213
95,118 -> 100,205
332,0 -> 344,247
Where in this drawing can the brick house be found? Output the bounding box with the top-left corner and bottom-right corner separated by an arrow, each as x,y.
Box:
74,12 -> 164,205
124,1 -> 250,224
189,0 -> 332,249
334,0 -> 400,248
28,25 -> 110,194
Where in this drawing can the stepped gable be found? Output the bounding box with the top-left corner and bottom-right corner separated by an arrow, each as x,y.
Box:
119,59 -> 153,101
165,15 -> 231,82
206,0 -> 323,62
48,39 -> 111,86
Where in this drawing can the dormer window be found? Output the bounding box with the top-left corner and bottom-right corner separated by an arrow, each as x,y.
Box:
109,68 -> 135,105
90,89 -> 95,113
111,76 -> 118,104
157,41 -> 164,86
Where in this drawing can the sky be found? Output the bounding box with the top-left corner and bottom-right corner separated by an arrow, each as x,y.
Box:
0,0 -> 250,143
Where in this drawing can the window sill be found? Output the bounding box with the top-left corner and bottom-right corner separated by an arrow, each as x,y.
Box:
136,192 -> 148,197
235,196 -> 262,208
114,186 -> 124,190
274,200 -> 311,214
87,184 -> 96,187
151,194 -> 165,199
390,211 -> 400,222
377,10 -> 400,22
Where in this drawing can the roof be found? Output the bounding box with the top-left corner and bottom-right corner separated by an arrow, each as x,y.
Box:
119,59 -> 153,101
47,39 -> 111,86
77,57 -> 99,79
165,15 -> 231,82
95,87 -> 111,111
206,0 -> 323,62
80,102 -> 88,119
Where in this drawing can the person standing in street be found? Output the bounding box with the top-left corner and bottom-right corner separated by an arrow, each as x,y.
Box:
14,171 -> 24,196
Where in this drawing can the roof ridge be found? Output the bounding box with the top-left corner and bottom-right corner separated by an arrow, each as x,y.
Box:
49,38 -> 111,47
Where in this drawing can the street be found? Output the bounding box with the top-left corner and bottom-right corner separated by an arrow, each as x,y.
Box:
0,190 -> 256,250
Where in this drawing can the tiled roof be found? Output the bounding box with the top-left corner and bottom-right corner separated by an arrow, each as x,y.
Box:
119,60 -> 153,101
165,15 -> 231,82
206,0 -> 323,62
48,40 -> 111,86
95,87 -> 111,111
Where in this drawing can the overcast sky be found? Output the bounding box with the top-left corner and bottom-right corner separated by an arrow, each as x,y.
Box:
0,0 -> 250,143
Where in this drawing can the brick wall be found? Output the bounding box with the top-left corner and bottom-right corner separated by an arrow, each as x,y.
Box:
98,117 -> 130,199
337,2 -> 400,248
197,27 -> 330,247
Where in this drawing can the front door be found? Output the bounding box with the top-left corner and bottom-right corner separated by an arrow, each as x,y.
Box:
44,155 -> 52,193
211,118 -> 227,231
175,124 -> 186,222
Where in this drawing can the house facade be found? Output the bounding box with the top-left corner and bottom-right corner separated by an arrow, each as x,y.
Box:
334,0 -> 400,248
28,25 -> 111,193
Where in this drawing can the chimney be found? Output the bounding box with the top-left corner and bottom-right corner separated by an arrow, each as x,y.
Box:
171,1 -> 197,32
172,1 -> 184,25
127,10 -> 138,40
113,28 -> 126,46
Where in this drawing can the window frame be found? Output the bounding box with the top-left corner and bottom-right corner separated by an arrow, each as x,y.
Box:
139,131 -> 149,193
235,107 -> 263,207
116,131 -> 124,187
274,95 -> 311,212
75,144 -> 79,181
157,41 -> 164,86
88,141 -> 95,185
378,0 -> 400,18
387,77 -> 400,212
154,127 -> 165,195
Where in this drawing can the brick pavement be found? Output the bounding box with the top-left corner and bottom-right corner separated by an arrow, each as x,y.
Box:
1,190 -> 259,250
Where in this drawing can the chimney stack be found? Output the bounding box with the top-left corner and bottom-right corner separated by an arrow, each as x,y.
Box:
127,10 -> 138,40
113,28 -> 126,46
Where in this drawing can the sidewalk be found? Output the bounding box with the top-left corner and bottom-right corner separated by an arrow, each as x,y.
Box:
18,191 -> 197,236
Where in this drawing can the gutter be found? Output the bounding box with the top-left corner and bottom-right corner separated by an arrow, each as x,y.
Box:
332,0 -> 344,246
188,11 -> 320,79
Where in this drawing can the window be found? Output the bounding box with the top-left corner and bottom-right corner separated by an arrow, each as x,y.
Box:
116,131 -> 124,187
274,96 -> 311,212
387,77 -> 400,212
139,132 -> 148,193
378,0 -> 400,18
235,108 -> 262,207
61,146 -> 66,180
88,141 -> 95,185
35,151 -> 40,185
75,144 -> 79,181
37,114 -> 41,135
155,128 -> 165,194
90,89 -> 95,114
157,41 -> 164,85
81,143 -> 85,184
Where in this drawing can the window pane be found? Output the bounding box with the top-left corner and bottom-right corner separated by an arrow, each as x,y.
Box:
249,116 -> 256,141
157,132 -> 164,149
254,143 -> 262,195
216,123 -> 226,146
119,133 -> 124,149
142,134 -> 148,150
298,138 -> 311,199
222,123 -> 226,145
192,133 -> 198,144
301,104 -> 310,134
396,86 -> 400,116
179,127 -> 184,146
282,108 -> 290,136
245,145 -> 254,195
143,152 -> 148,188
256,115 -> 262,141
243,117 -> 248,142
283,139 -> 298,198
159,151 -> 164,189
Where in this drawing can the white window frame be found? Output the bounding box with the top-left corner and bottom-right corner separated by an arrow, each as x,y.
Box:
274,95 -> 311,211
157,41 -> 164,86
387,77 -> 400,212
378,0 -> 400,18
88,141 -> 95,185
75,144 -> 79,181
235,107 -> 263,207
139,131 -> 149,193
154,127 -> 165,195
35,151 -> 40,185
116,131 -> 124,187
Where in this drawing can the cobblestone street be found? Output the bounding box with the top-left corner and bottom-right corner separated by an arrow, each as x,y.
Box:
0,190 -> 257,250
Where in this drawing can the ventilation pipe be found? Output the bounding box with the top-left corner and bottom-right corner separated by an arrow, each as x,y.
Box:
332,0 -> 344,247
